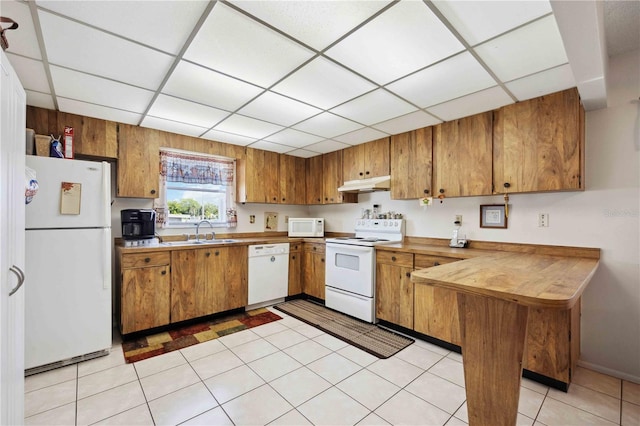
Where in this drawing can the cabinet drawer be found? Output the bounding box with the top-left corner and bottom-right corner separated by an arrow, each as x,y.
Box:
376,251 -> 413,267
414,254 -> 462,269
304,243 -> 325,254
122,252 -> 170,269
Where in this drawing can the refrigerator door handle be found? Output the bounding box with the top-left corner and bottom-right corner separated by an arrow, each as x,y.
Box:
103,228 -> 110,290
102,162 -> 110,226
9,265 -> 25,296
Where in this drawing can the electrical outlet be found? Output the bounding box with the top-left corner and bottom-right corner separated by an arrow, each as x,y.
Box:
285,215 -> 289,224
538,213 -> 549,227
454,215 -> 462,225
249,215 -> 255,224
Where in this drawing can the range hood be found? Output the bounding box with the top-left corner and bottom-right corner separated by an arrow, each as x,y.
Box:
338,175 -> 391,193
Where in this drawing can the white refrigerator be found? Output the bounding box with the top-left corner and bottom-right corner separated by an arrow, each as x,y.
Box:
25,156 -> 112,372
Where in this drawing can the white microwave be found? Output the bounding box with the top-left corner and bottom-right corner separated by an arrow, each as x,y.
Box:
288,218 -> 324,237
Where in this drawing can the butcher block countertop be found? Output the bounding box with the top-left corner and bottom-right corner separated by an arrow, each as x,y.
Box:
411,251 -> 599,310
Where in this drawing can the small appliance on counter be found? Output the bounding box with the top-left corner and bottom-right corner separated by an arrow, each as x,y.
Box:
287,217 -> 324,237
121,209 -> 156,240
449,219 -> 469,248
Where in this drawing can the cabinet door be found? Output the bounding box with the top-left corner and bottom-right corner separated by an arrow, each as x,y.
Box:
117,124 -> 159,198
279,155 -> 306,204
433,112 -> 493,197
170,249 -> 212,322
493,88 -> 583,194
288,244 -> 302,296
306,156 -> 324,204
343,138 -> 390,181
303,244 -> 325,299
212,246 -> 248,312
241,148 -> 279,203
323,151 -> 357,204
391,127 -> 432,199
375,251 -> 413,328
342,144 -> 364,182
121,264 -> 170,334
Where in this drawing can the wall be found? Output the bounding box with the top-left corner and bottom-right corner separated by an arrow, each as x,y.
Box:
310,49 -> 640,382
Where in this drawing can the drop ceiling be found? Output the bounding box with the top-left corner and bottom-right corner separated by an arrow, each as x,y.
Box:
1,0 -> 634,158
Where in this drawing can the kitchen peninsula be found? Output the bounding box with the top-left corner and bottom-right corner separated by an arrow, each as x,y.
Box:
411,251 -> 599,426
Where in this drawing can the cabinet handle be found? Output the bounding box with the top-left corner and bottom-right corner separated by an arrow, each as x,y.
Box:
292,255 -> 296,260
365,171 -> 370,176
359,172 -> 364,176
273,197 -> 277,201
150,189 -> 156,195
504,182 -> 511,189
161,270 -> 167,275
321,258 -> 324,263
324,197 -> 328,201
439,189 -> 445,194
215,251 -> 220,256
424,189 -> 429,194
144,257 -> 151,263
206,252 -> 211,257
406,272 -> 411,278
282,198 -> 286,201
391,256 -> 396,261
313,246 -> 317,251
434,261 -> 440,266
317,198 -> 321,202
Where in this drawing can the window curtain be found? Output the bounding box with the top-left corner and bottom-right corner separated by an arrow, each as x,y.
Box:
153,149 -> 237,228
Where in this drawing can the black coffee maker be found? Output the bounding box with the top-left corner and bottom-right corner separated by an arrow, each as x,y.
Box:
121,209 -> 156,240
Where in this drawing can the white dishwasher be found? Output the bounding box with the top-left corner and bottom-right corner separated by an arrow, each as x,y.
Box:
248,243 -> 290,307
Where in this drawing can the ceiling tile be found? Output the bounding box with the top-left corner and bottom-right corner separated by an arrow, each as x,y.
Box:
202,129 -> 257,147
330,89 -> 416,126
38,11 -> 174,90
37,0 -> 208,54
213,114 -> 284,140
249,140 -> 292,154
303,140 -> 351,154
426,86 -> 513,121
285,149 -> 320,158
506,64 -> 575,101
433,1 -> 552,46
238,91 -> 322,127
141,116 -> 208,138
25,91 -> 55,110
474,15 -> 568,82
162,61 -> 263,111
292,112 -> 363,138
333,127 -> 389,145
372,111 -> 441,135
147,95 -> 230,128
50,66 -> 154,113
326,1 -> 464,85
272,56 -> 376,110
231,1 -> 391,50
6,54 -> 50,93
2,0 -> 42,59
57,98 -> 142,125
264,129 -> 324,148
184,2 -> 314,88
386,52 -> 496,108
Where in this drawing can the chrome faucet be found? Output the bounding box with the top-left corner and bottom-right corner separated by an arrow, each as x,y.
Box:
195,220 -> 215,242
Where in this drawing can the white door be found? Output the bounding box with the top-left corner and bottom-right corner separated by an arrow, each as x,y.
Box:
0,50 -> 26,425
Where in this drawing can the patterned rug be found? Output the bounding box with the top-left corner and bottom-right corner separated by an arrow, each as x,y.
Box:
122,308 -> 281,363
274,299 -> 413,358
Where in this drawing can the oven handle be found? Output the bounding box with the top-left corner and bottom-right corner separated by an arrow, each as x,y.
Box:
326,243 -> 374,253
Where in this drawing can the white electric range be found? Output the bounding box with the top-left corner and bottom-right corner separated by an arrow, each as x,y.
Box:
325,219 -> 405,323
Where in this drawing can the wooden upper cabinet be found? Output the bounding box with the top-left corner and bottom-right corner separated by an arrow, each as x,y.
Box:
306,155 -> 324,204
343,138 -> 390,181
323,150 -> 357,204
493,88 -> 584,194
237,148 -> 279,203
391,127 -> 433,199
432,112 -> 493,198
26,106 -> 118,159
117,124 -> 159,198
279,154 -> 306,204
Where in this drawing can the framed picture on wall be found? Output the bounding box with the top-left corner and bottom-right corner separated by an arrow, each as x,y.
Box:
480,204 -> 507,229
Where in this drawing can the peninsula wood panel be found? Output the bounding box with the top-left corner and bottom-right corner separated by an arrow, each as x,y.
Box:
432,112 -> 493,197
493,88 -> 583,194
279,154 -> 306,204
391,127 -> 432,199
26,106 -> 118,159
376,251 -> 414,329
117,124 -> 159,198
305,155 -> 324,204
343,138 -> 390,182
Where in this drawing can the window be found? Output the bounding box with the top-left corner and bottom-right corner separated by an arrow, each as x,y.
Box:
154,149 -> 237,229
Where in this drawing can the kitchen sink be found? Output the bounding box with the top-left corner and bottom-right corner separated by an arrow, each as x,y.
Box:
161,239 -> 240,246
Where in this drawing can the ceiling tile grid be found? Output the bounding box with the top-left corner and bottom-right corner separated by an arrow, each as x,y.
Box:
1,0 -> 604,157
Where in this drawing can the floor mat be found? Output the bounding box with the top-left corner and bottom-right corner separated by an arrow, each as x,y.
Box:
121,308 -> 281,363
274,299 -> 413,358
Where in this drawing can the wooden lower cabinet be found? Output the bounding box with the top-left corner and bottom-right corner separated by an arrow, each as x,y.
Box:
288,243 -> 302,296
302,243 -> 325,299
119,252 -> 171,334
171,246 -> 248,323
375,251 -> 414,329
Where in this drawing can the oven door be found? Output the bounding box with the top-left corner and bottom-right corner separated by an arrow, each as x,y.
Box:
325,243 -> 375,297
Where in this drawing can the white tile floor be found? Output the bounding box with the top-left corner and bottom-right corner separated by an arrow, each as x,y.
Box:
25,307 -> 640,426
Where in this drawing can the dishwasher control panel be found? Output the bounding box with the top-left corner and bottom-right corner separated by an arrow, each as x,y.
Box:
248,243 -> 290,256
